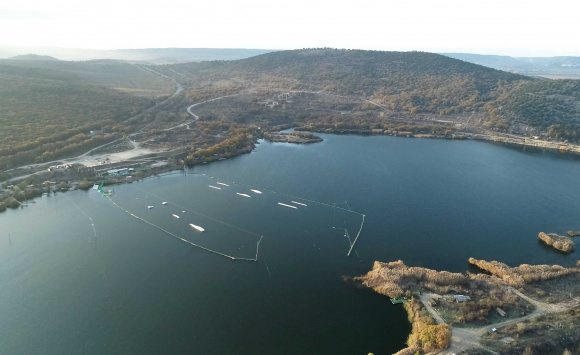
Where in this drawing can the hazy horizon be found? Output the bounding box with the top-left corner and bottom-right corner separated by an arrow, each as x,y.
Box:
2,44 -> 579,60
2,0 -> 580,57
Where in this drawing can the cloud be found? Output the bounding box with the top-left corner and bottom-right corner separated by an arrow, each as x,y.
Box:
0,8 -> 51,19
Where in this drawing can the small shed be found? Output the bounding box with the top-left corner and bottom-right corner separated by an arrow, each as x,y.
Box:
454,295 -> 471,303
496,307 -> 506,317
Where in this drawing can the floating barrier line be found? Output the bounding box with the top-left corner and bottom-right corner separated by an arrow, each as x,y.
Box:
347,214 -> 365,256
189,173 -> 364,216
343,228 -> 354,249
188,172 -> 367,256
257,237 -> 271,277
344,200 -> 352,211
256,235 -> 263,260
106,196 -> 258,262
63,193 -> 97,238
278,202 -> 297,209
130,185 -> 262,238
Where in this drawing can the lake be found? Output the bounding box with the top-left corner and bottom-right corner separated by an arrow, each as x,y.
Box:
1,134 -> 579,354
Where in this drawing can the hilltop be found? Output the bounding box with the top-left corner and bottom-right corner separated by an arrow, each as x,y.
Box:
8,54 -> 60,61
167,48 -> 527,114
160,49 -> 580,141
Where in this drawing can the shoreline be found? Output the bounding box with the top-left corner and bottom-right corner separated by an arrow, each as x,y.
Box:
3,129 -> 580,214
297,125 -> 580,156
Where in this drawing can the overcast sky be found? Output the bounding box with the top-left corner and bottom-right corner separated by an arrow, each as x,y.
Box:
1,0 -> 579,56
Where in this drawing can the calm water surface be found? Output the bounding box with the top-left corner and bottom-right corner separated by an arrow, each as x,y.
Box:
1,135 -> 579,354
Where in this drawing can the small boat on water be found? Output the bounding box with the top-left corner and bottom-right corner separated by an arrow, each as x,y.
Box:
172,214 -> 180,219
162,202 -> 168,205
190,223 -> 205,232
291,201 -> 307,207
251,189 -> 262,194
148,205 -> 154,209
209,185 -> 221,190
217,182 -> 229,187
237,193 -> 250,198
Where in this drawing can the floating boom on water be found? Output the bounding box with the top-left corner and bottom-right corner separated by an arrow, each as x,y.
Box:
278,202 -> 298,209
190,224 -> 205,232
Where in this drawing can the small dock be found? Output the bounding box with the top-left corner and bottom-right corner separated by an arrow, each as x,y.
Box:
390,297 -> 408,304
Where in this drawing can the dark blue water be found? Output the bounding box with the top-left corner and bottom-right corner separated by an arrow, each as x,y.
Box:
1,135 -> 579,354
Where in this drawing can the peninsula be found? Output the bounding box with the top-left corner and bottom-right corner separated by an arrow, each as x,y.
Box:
357,259 -> 580,354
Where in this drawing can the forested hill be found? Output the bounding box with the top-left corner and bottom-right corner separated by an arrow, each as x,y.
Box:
167,49 -> 580,139
167,48 -> 529,114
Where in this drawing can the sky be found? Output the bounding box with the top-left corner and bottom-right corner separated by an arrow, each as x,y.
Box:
1,0 -> 579,56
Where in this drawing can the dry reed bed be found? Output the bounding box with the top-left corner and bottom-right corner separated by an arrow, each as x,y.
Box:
538,232 -> 575,253
468,258 -> 580,287
357,260 -> 468,299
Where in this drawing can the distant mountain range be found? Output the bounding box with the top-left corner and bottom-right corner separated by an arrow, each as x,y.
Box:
443,53 -> 580,79
4,46 -> 580,78
8,54 -> 61,61
0,57 -> 173,97
0,46 -> 275,64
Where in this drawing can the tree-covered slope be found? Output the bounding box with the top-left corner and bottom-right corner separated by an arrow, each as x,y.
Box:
168,48 -> 529,114
485,80 -> 580,139
0,59 -> 174,97
169,49 -> 580,139
0,64 -> 153,168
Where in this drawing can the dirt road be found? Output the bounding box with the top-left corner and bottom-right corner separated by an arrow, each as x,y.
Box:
419,289 -> 578,354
